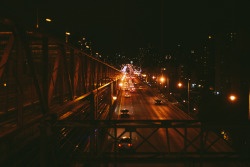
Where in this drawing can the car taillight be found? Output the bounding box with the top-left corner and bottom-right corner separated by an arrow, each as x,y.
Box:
128,144 -> 132,147
119,144 -> 122,147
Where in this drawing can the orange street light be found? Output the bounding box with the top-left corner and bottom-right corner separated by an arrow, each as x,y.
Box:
152,76 -> 156,79
46,18 -> 52,22
178,82 -> 182,87
160,77 -> 165,82
119,83 -> 123,87
178,80 -> 190,114
65,32 -> 70,43
113,96 -> 117,100
229,95 -> 237,101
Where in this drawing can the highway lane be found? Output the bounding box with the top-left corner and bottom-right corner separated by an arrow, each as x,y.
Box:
109,78 -> 238,167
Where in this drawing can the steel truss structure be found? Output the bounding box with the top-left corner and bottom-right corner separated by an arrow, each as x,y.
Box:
53,120 -> 250,166
0,19 -> 121,166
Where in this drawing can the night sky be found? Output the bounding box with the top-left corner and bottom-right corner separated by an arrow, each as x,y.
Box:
1,0 -> 250,57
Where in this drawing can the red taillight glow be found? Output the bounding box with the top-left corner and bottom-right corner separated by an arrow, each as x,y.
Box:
128,144 -> 132,147
118,144 -> 122,147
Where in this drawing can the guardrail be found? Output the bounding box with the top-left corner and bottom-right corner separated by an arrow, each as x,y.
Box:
53,120 -> 250,166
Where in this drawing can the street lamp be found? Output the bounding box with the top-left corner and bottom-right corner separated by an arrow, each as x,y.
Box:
36,9 -> 52,28
46,18 -> 52,22
177,79 -> 190,114
66,32 -> 70,43
160,77 -> 165,83
187,79 -> 190,114
229,94 -> 237,102
178,82 -> 182,88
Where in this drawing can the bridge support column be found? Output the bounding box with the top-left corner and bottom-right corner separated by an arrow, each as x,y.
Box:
109,83 -> 113,120
114,126 -> 117,167
40,120 -> 56,167
16,32 -> 24,129
199,126 -> 204,167
184,127 -> 187,153
42,37 -> 49,114
89,92 -> 98,166
166,128 -> 171,153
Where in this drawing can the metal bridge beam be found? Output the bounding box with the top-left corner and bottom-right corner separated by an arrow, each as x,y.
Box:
0,19 -> 122,166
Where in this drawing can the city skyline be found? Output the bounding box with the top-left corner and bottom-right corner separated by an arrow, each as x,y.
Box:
1,0 -> 249,58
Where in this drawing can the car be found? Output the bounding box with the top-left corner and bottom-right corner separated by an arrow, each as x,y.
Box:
155,99 -> 162,105
125,93 -> 131,98
120,109 -> 130,118
118,137 -> 132,151
130,87 -> 136,92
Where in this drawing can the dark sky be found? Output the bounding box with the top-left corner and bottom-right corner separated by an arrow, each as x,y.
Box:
1,0 -> 250,57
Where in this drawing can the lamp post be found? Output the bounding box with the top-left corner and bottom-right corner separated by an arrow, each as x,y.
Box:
36,9 -> 39,28
36,8 -> 52,29
66,32 -> 70,43
160,76 -> 165,89
187,79 -> 190,115
178,79 -> 190,114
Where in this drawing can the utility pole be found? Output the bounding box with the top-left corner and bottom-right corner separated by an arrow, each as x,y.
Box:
188,79 -> 190,114
36,9 -> 39,29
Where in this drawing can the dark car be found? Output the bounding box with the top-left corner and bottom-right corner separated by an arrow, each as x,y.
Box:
118,137 -> 132,151
155,99 -> 162,105
120,109 -> 130,118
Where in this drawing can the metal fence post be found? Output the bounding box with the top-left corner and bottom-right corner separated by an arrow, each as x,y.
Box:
89,92 -> 96,165
40,120 -> 56,167
109,83 -> 113,120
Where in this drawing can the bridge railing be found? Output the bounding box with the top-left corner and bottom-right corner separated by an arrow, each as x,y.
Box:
0,18 -> 122,166
52,120 -> 250,166
0,19 -> 122,135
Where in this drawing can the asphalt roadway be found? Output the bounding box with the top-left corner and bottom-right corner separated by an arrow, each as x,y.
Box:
107,78 -> 241,167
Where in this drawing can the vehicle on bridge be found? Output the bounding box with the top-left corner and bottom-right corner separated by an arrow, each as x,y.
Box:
118,137 -> 132,151
125,93 -> 131,98
130,87 -> 136,92
155,99 -> 162,105
120,109 -> 130,118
